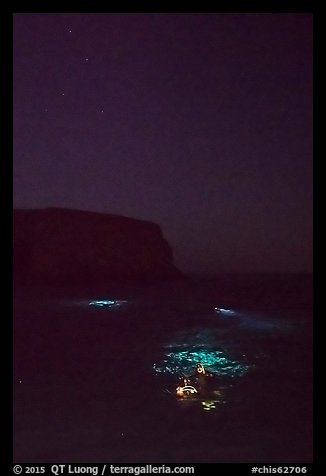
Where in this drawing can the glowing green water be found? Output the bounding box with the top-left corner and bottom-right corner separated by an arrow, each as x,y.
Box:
153,348 -> 250,377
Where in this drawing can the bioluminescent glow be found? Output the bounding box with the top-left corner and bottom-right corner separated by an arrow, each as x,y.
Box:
153,349 -> 250,377
215,307 -> 236,315
89,300 -> 115,307
88,299 -> 127,308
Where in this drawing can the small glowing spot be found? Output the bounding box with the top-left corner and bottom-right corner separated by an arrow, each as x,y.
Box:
19,380 -> 22,384
89,299 -> 115,307
201,400 -> 216,411
85,58 -> 89,62
89,299 -> 127,308
176,385 -> 197,397
215,307 -> 235,315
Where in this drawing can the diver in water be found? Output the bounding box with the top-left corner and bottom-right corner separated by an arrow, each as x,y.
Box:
191,363 -> 213,395
175,363 -> 221,400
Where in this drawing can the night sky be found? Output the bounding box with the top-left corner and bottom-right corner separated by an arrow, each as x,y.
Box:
13,13 -> 313,275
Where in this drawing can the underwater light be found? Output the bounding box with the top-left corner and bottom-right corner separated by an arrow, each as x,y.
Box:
201,401 -> 216,408
176,385 -> 198,397
201,401 -> 217,411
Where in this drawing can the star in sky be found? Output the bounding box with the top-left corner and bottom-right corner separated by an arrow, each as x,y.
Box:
13,13 -> 313,274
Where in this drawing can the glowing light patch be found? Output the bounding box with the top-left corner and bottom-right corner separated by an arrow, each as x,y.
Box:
215,307 -> 235,315
202,401 -> 216,408
176,385 -> 198,397
88,299 -> 127,308
153,349 -> 250,377
201,400 -> 217,411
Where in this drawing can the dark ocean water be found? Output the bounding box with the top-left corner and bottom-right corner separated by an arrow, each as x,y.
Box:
13,274 -> 313,463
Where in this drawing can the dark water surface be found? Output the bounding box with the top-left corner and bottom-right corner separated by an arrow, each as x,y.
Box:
13,274 -> 313,463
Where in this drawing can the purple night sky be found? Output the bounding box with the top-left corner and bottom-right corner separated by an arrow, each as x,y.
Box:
13,13 -> 313,275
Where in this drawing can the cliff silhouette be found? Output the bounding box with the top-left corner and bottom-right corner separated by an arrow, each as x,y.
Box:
13,208 -> 183,285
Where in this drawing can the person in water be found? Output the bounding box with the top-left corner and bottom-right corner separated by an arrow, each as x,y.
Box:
191,363 -> 213,395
